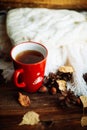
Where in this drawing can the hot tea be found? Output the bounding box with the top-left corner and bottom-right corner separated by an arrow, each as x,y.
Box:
15,50 -> 44,64
11,41 -> 48,92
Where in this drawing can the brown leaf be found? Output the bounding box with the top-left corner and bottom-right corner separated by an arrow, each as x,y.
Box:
18,92 -> 30,107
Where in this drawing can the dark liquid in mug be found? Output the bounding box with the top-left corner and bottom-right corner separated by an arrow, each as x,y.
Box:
15,50 -> 44,64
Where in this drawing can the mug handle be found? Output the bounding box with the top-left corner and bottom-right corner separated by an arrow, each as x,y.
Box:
13,69 -> 26,88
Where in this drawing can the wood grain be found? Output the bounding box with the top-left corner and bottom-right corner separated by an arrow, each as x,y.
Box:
0,82 -> 86,130
0,0 -> 87,9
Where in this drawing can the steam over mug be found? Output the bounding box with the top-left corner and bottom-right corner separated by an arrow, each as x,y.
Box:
11,41 -> 48,92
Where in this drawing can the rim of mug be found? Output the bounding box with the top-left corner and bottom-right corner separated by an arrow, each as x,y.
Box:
11,41 -> 48,66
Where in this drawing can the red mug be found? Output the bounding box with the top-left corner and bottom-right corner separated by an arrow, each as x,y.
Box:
11,41 -> 48,92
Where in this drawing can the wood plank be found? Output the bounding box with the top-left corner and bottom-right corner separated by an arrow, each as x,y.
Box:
0,0 -> 87,9
0,82 -> 86,130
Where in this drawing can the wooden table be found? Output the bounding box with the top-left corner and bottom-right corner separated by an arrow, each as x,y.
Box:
1,0 -> 87,10
0,81 -> 87,130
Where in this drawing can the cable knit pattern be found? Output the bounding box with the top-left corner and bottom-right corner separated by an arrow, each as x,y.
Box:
6,8 -> 87,95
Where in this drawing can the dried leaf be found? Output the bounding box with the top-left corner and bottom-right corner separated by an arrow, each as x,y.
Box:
81,116 -> 87,127
80,96 -> 87,108
18,92 -> 30,107
19,111 -> 40,126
